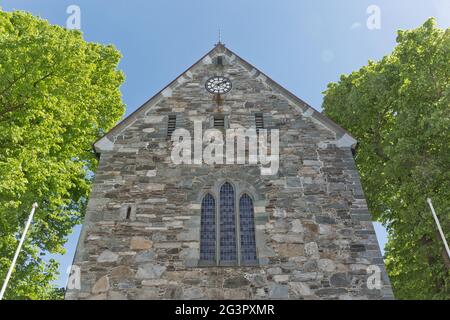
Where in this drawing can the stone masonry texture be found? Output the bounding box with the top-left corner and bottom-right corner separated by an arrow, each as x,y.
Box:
65,44 -> 394,300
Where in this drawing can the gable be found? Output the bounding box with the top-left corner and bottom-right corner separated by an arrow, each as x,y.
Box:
94,43 -> 356,153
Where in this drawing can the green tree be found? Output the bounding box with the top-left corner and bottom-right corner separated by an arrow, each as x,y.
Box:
323,18 -> 449,299
0,10 -> 124,299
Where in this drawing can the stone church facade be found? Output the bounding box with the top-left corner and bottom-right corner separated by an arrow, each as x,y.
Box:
66,43 -> 393,300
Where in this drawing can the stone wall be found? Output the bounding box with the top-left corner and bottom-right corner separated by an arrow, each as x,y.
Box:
66,45 -> 393,300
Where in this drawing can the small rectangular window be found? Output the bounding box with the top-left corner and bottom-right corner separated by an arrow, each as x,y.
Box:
255,113 -> 264,132
217,56 -> 223,65
213,115 -> 225,130
167,115 -> 177,138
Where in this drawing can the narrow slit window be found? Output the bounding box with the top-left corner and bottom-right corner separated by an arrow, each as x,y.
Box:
255,113 -> 264,132
213,116 -> 225,130
167,115 -> 177,138
126,206 -> 132,220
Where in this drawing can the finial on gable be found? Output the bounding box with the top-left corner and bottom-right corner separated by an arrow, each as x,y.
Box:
215,28 -> 224,46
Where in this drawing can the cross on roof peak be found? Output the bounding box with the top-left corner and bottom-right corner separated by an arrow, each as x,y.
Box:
215,29 -> 224,46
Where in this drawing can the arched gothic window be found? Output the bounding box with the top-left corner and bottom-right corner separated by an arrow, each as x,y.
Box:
200,193 -> 216,262
239,194 -> 257,264
220,182 -> 237,264
199,183 -> 259,266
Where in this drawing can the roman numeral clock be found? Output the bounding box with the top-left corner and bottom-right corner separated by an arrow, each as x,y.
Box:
205,76 -> 232,94
205,76 -> 232,106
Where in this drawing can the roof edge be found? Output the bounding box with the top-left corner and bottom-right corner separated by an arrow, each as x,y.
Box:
94,43 -> 357,153
94,44 -> 223,153
220,46 -> 357,146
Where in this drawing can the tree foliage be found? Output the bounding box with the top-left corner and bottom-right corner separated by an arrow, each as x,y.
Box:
323,18 -> 449,299
0,10 -> 125,299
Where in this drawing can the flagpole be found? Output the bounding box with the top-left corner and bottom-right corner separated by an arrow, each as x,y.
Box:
426,198 -> 450,260
0,203 -> 38,300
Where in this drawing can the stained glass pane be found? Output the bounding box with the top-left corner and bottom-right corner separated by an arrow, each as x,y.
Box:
220,182 -> 237,263
239,194 -> 257,263
200,193 -> 216,262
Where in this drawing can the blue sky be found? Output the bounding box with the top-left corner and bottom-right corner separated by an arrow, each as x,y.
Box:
2,0 -> 449,288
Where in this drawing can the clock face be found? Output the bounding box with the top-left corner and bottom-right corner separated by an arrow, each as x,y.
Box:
205,76 -> 232,94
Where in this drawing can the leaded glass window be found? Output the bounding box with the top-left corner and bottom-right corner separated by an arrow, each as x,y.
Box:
219,182 -> 237,263
200,193 -> 216,262
197,183 -> 259,267
239,194 -> 257,264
